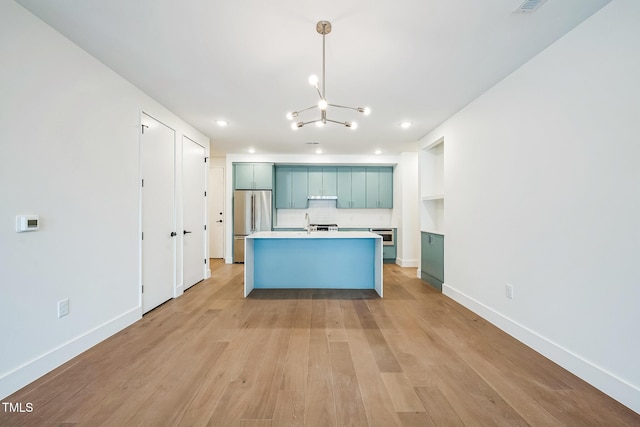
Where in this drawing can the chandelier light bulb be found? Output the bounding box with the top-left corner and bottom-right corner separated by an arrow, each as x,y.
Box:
351,121 -> 358,129
286,111 -> 298,120
308,75 -> 319,87
363,107 -> 371,116
315,121 -> 325,128
292,122 -> 304,130
318,99 -> 328,110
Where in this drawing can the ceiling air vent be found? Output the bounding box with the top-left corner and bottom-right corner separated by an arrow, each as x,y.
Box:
514,0 -> 547,13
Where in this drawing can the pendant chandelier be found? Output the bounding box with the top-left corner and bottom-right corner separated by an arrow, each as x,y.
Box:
287,21 -> 370,130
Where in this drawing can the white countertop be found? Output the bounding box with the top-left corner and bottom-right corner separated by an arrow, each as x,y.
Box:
248,231 -> 382,239
272,226 -> 396,230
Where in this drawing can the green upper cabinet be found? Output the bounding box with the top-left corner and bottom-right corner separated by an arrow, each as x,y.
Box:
234,163 -> 273,190
378,167 -> 393,208
275,166 -> 308,208
308,167 -> 337,197
274,164 -> 391,209
365,167 -> 393,208
337,167 -> 366,208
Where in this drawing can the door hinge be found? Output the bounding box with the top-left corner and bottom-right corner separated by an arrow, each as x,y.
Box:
141,232 -> 144,240
204,259 -> 207,264
204,191 -> 207,197
141,179 -> 144,187
141,285 -> 144,293
141,124 -> 148,134
204,157 -> 208,163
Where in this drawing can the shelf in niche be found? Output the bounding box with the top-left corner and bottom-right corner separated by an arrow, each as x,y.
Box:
421,194 -> 444,201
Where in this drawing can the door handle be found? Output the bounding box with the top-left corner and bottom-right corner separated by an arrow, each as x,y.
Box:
183,230 -> 192,234
216,220 -> 223,223
170,232 -> 177,237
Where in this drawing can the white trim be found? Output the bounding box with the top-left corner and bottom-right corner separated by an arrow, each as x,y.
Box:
0,307 -> 140,400
396,257 -> 418,268
443,283 -> 640,413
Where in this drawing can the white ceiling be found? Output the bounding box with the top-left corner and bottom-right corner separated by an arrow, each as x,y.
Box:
16,0 -> 610,156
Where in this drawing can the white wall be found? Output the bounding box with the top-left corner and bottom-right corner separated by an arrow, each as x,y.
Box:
419,0 -> 640,412
397,152 -> 419,267
0,2 -> 208,399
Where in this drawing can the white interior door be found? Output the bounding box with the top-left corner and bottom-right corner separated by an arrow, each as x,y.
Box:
208,166 -> 225,258
141,113 -> 175,314
183,137 -> 206,289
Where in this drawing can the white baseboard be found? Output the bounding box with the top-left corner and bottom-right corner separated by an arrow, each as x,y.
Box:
442,283 -> 640,414
396,257 -> 419,268
0,306 -> 141,400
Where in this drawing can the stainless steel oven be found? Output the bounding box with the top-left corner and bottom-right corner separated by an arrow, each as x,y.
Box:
370,228 -> 394,246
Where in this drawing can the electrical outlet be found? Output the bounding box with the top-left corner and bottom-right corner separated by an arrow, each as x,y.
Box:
505,284 -> 514,300
58,298 -> 69,318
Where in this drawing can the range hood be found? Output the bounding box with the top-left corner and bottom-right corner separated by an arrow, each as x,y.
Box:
308,195 -> 338,200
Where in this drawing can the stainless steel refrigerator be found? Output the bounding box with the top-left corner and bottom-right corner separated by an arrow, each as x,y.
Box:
233,190 -> 272,263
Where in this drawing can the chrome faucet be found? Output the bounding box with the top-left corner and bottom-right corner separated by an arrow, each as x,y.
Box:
304,212 -> 310,234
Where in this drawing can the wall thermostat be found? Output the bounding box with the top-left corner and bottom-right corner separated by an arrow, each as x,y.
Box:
16,215 -> 39,232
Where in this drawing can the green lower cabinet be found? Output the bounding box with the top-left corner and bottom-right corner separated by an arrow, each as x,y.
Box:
421,232 -> 444,291
383,245 -> 396,263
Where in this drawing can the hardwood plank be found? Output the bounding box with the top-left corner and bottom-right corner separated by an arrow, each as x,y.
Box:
242,299 -> 297,420
414,386 -> 465,426
271,390 -> 305,427
397,411 -> 436,427
352,300 -> 403,373
329,342 -> 369,426
380,373 -> 425,412
342,300 -> 403,427
303,298 -> 338,427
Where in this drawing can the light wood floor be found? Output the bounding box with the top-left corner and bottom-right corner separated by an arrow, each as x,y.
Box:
2,261 -> 638,426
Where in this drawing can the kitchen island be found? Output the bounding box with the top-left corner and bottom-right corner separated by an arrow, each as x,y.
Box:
244,231 -> 383,297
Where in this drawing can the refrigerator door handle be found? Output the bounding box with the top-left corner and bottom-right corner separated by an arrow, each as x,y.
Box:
251,193 -> 255,232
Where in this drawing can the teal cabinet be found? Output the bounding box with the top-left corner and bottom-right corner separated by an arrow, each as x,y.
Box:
234,163 -> 273,190
308,167 -> 337,197
253,163 -> 273,189
366,167 -> 393,208
235,164 -> 254,189
378,167 -> 393,208
336,167 -> 366,208
352,167 -> 367,208
383,245 -> 396,261
421,232 -> 444,291
275,166 -> 308,208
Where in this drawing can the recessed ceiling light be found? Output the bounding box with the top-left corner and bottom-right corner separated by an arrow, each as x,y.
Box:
315,148 -> 323,154
247,147 -> 255,154
400,121 -> 412,129
374,149 -> 382,155
216,120 -> 228,127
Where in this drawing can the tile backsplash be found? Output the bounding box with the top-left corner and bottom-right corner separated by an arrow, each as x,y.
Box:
276,199 -> 393,228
